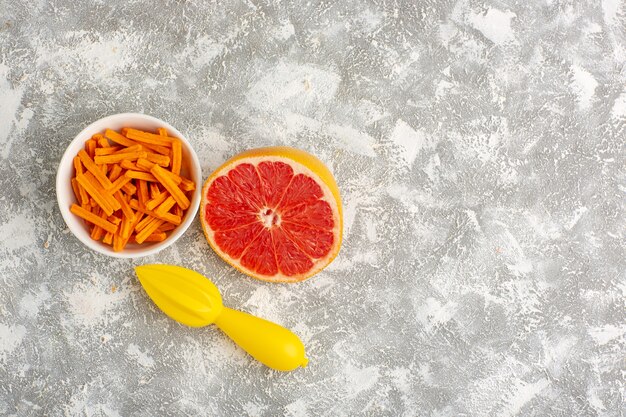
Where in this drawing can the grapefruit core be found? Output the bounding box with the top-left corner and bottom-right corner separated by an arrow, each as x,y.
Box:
200,147 -> 343,283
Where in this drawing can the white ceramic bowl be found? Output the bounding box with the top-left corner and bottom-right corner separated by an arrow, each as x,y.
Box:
56,113 -> 202,258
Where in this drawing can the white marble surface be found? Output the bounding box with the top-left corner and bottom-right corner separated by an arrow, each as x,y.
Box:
1,0 -> 625,415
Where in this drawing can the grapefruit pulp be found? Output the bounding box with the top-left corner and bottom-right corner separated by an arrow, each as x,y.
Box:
200,147 -> 342,282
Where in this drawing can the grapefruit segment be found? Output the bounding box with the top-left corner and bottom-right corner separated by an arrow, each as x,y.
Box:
214,222 -> 264,259
207,176 -> 256,212
282,200 -> 335,230
257,161 -> 294,208
272,228 -> 314,276
279,174 -> 323,209
227,163 -> 264,209
240,230 -> 278,276
205,204 -> 257,231
281,222 -> 335,259
200,147 -> 342,282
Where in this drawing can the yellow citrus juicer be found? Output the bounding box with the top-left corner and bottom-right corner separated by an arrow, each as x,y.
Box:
134,264 -> 308,371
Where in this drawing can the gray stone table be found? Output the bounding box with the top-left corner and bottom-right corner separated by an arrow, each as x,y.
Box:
1,0 -> 624,415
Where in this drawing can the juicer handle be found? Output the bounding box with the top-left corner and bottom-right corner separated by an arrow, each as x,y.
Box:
214,307 -> 308,371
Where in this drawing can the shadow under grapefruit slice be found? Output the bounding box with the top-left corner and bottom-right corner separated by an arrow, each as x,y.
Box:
200,147 -> 342,282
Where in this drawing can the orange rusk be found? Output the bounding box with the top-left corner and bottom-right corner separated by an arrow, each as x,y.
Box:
69,126 -> 196,250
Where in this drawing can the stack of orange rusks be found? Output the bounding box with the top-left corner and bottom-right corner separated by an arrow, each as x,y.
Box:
69,127 -> 195,252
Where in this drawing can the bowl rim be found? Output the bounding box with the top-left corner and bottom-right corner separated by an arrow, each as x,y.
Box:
56,112 -> 202,258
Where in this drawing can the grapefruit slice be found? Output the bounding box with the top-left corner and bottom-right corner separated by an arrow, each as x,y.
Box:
200,147 -> 342,282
